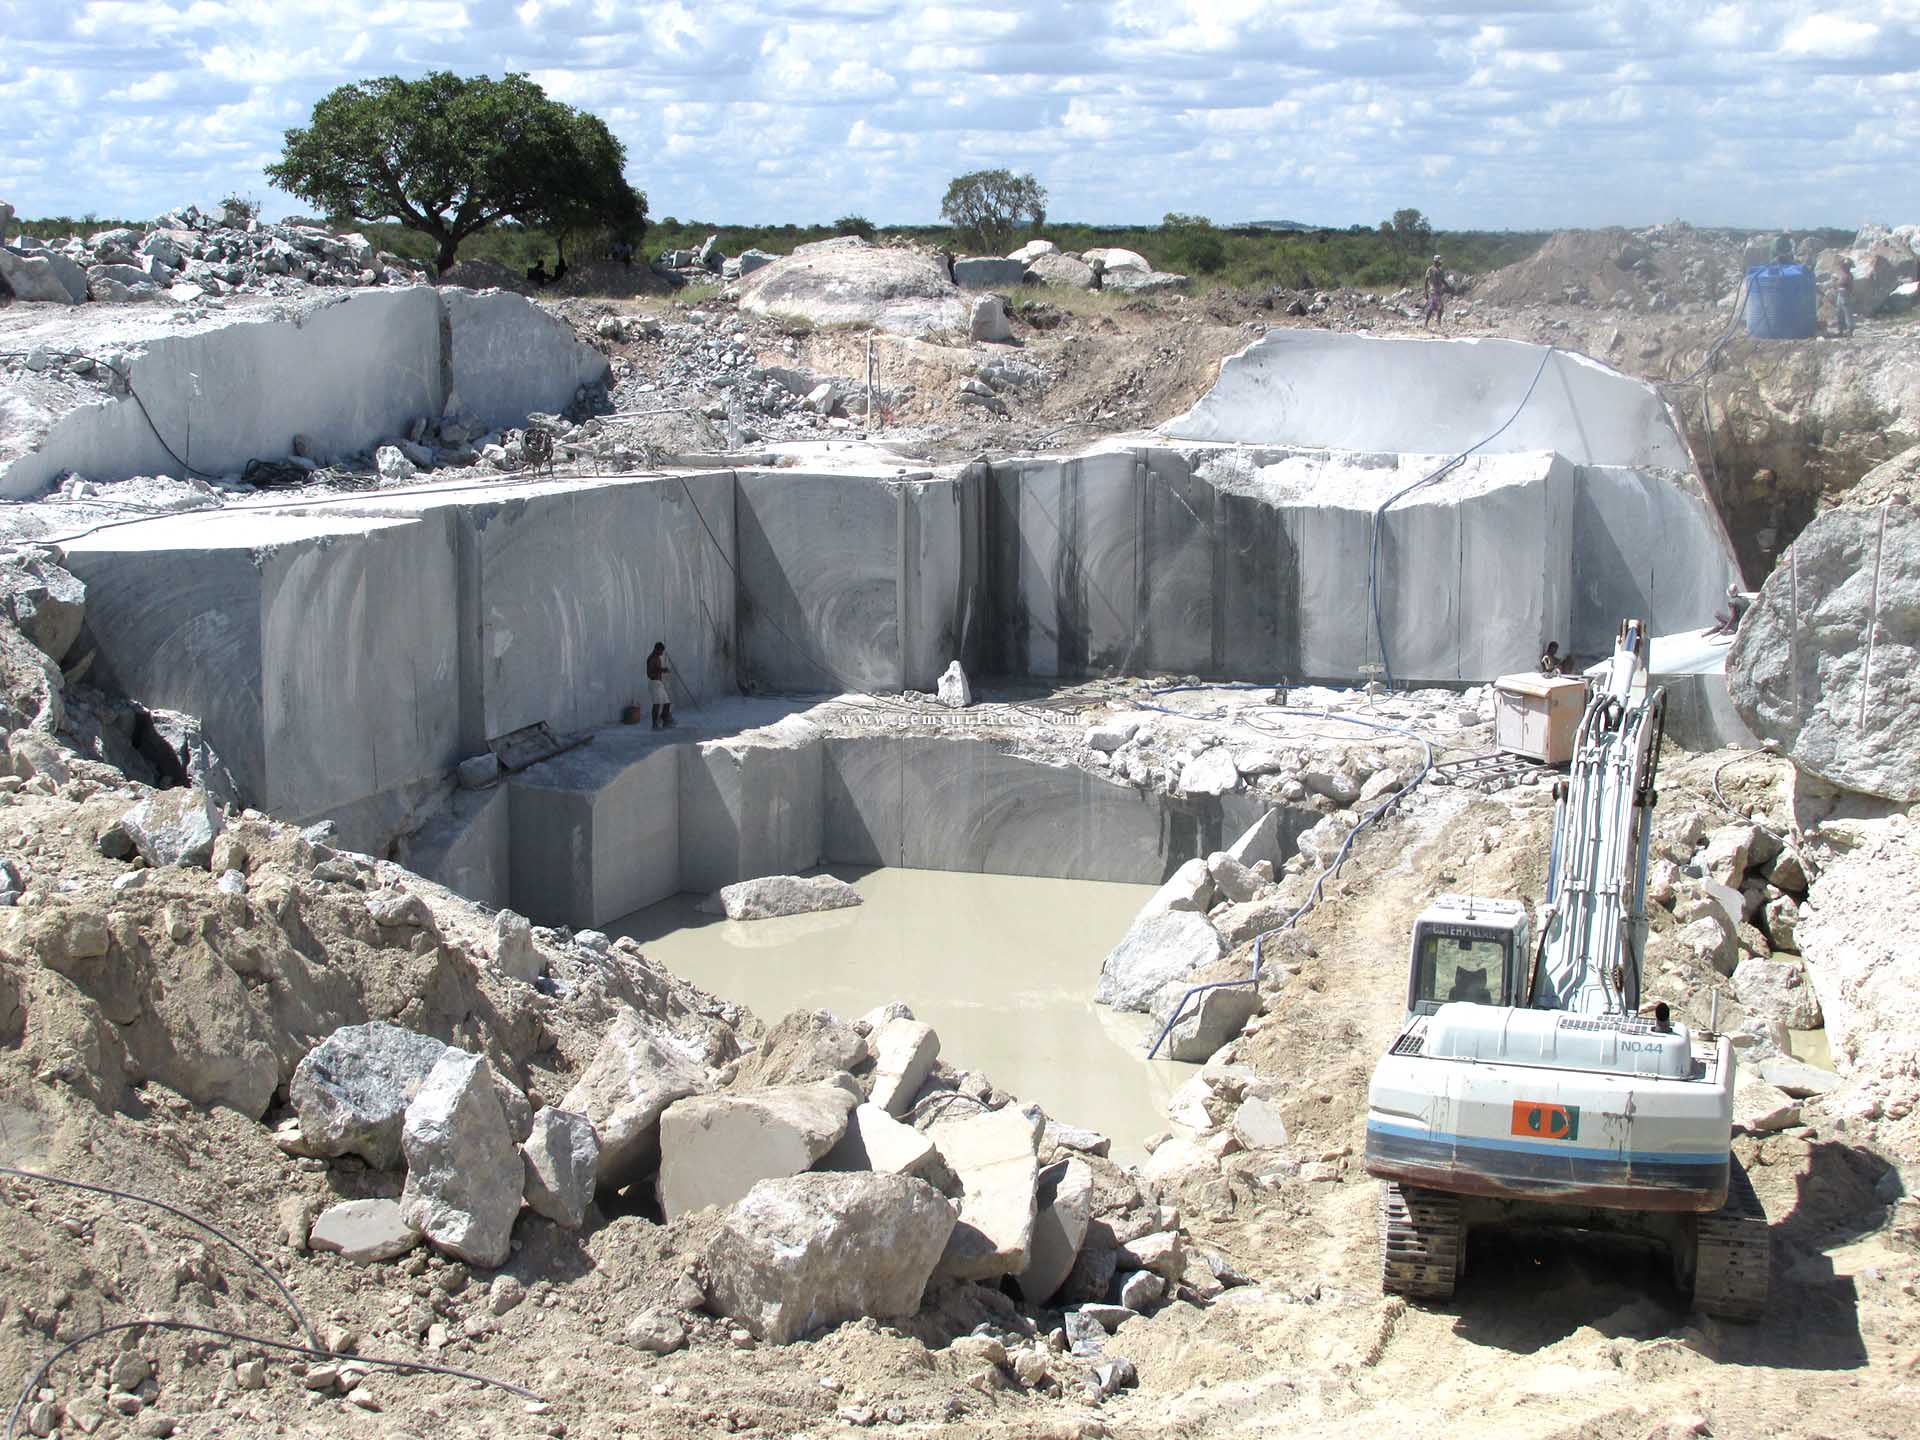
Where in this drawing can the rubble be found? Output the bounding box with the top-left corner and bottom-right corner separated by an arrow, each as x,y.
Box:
927,1103 -> 1043,1281
520,1106 -> 600,1229
1094,908 -> 1226,1012
116,787 -> 224,869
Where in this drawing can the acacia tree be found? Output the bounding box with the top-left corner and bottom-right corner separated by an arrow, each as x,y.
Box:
940,169 -> 1047,254
267,72 -> 646,273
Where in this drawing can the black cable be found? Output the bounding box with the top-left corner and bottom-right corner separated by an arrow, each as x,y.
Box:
0,1164 -> 316,1348
7,1318 -> 542,1440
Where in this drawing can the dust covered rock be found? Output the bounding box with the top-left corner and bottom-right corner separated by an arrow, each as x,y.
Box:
703,873 -> 864,921
289,1023 -> 451,1171
656,1080 -> 857,1219
558,1005 -> 709,1191
704,1171 -> 956,1343
398,1049 -> 522,1268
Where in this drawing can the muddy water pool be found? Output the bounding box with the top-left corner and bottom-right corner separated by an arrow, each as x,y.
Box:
613,868 -> 1195,1164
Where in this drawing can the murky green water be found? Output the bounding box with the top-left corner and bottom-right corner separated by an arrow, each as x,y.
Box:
612,868 -> 1194,1164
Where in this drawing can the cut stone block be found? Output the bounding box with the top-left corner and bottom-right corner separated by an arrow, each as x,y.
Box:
657,1081 -> 858,1219
928,1105 -> 1043,1281
1015,1158 -> 1093,1305
868,1019 -> 939,1117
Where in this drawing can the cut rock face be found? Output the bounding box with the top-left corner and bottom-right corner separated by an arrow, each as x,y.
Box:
1730,500 -> 1920,801
558,1006 -> 709,1191
290,1024 -> 451,1171
657,1081 -> 858,1220
705,1171 -> 956,1344
399,1049 -> 522,1268
928,1104 -> 1043,1281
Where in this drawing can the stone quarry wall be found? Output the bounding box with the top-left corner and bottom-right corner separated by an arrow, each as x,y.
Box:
0,287 -> 609,499
496,716 -> 1284,927
1160,330 -> 1696,472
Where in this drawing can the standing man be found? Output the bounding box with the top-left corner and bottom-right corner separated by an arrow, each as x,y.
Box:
1833,256 -> 1855,337
647,642 -> 674,730
1423,255 -> 1452,331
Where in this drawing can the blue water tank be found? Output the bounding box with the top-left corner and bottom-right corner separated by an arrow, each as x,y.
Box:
1745,264 -> 1817,339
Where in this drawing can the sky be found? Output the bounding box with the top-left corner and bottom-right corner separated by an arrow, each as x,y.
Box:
3,2 -> 1917,231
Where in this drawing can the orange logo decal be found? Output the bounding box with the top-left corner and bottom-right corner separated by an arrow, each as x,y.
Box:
1511,1101 -> 1580,1142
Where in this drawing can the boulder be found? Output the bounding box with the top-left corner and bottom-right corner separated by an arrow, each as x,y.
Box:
1698,825 -> 1757,888
1157,983 -> 1260,1062
1014,1157 -> 1093,1305
968,295 -> 1012,343
927,1104 -> 1043,1281
558,1007 -> 709,1190
117,788 -> 224,868
1223,809 -> 1283,871
1205,851 -> 1261,904
0,246 -> 86,304
1094,908 -> 1225,1012
1757,1056 -> 1841,1098
1678,913 -> 1739,976
1177,747 -> 1240,797
937,659 -> 973,708
1765,894 -> 1801,953
0,556 -> 86,664
1085,716 -> 1142,752
737,238 -> 968,337
308,1199 -> 420,1264
1118,1229 -> 1186,1281
867,1018 -> 939,1116
1025,252 -> 1096,289
1232,1095 -> 1291,1150
1084,248 -> 1151,274
1119,1269 -> 1165,1311
489,909 -> 542,984
1732,956 -> 1822,1030
820,1102 -> 949,1185
399,1050 -> 523,1268
1102,268 -> 1191,294
733,1008 -> 870,1088
1142,857 -> 1214,915
1006,239 -> 1058,264
1302,768 -> 1360,804
1214,894 -> 1297,948
374,445 -> 417,484
705,1172 -> 956,1344
290,1023 -> 451,1170
705,874 -> 864,921
521,1107 -> 600,1229
657,1081 -> 858,1219
1730,501 -> 1920,801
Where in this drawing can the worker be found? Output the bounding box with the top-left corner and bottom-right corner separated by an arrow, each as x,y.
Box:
525,257 -> 548,286
1423,255 -> 1452,331
1538,640 -> 1564,676
1833,256 -> 1855,337
1704,582 -> 1750,638
1771,233 -> 1794,265
646,642 -> 674,730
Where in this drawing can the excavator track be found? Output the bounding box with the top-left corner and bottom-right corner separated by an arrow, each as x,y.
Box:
1691,1168 -> 1770,1322
1378,1182 -> 1462,1301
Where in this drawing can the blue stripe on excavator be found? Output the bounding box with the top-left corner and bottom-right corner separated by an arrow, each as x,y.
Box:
1366,1118 -> 1730,1201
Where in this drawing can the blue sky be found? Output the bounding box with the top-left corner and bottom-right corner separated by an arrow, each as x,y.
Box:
3,2 -> 1916,229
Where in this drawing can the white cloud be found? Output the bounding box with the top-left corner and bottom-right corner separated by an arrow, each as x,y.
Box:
0,1 -> 1916,228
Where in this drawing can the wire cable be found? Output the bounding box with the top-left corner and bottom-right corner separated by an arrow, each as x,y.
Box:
1365,342 -> 1559,689
6,1319 -> 541,1440
0,1164 -> 316,1349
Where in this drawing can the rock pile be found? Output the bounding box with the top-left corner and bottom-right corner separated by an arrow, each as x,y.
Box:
1002,239 -> 1190,295
0,201 -> 428,306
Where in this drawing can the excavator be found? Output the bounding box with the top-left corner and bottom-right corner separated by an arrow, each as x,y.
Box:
1364,619 -> 1769,1320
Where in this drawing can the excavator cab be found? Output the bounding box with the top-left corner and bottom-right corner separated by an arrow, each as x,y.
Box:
1403,897 -> 1531,1018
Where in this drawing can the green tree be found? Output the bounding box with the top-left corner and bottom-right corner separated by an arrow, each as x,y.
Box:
834,214 -> 876,240
1160,212 -> 1226,274
1385,207 -> 1433,255
939,169 -> 1047,254
266,72 -> 644,273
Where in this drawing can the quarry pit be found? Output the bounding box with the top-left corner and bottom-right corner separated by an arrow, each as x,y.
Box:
2,263 -> 1914,1440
